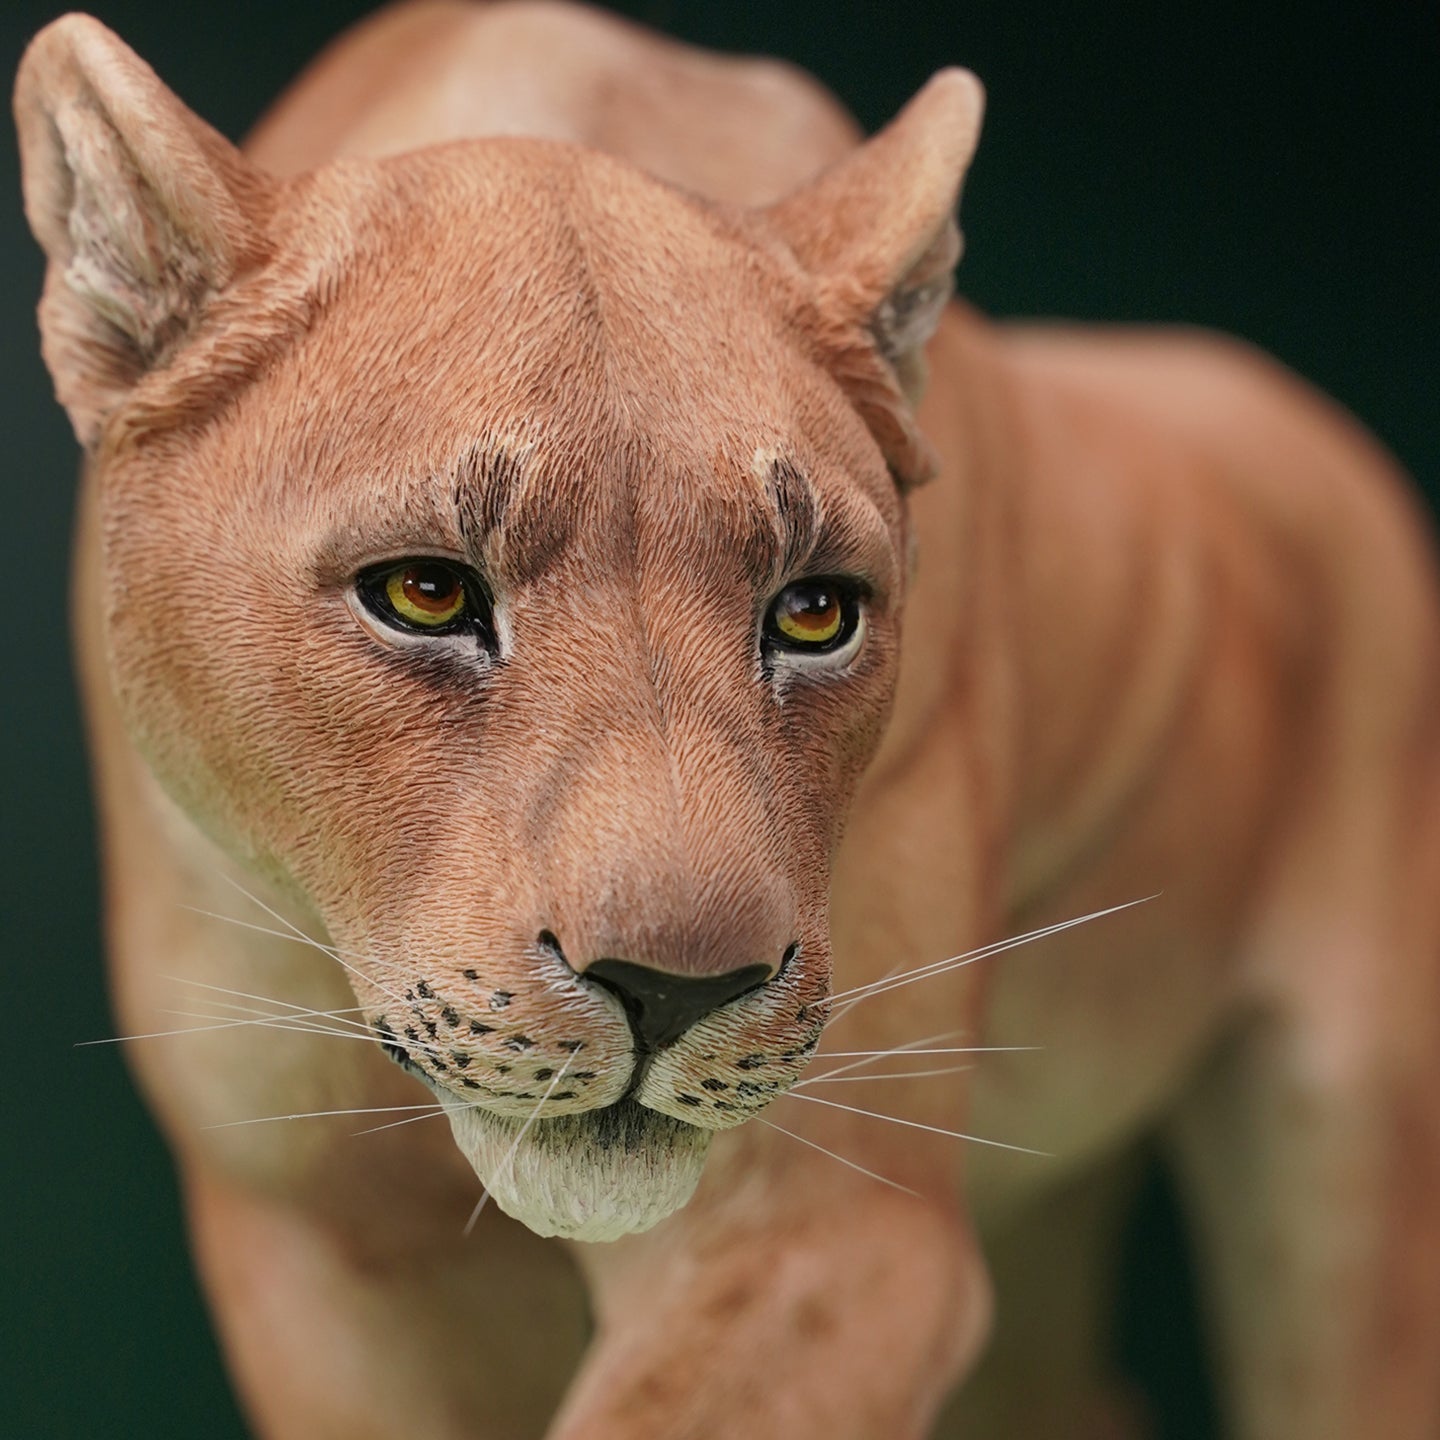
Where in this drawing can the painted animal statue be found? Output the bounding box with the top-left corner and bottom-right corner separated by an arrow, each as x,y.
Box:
16,2 -> 1440,1436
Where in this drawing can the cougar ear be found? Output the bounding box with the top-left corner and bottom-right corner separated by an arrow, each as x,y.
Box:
14,14 -> 273,447
765,69 -> 983,484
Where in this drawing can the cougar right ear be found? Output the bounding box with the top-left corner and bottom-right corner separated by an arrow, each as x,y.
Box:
764,70 -> 983,487
14,14 -> 274,447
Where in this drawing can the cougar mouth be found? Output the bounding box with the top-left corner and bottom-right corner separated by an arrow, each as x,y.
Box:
438,1093 -> 713,1241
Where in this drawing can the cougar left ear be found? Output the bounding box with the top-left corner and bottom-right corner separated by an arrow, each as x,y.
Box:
765,69 -> 983,484
14,15 -> 274,448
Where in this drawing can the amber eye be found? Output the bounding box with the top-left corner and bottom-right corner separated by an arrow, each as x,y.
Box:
765,579 -> 859,652
358,560 -> 481,634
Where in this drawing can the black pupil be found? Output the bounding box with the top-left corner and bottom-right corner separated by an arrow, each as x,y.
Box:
793,586 -> 835,615
413,567 -> 454,600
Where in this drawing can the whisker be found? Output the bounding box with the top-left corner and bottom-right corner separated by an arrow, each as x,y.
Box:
76,1014 -> 382,1047
803,1029 -> 969,1086
206,873 -> 405,1003
157,1008 -> 384,1044
463,1055 -> 575,1237
823,960 -> 904,1028
781,1090 -> 1051,1158
794,1062 -> 976,1087
202,1103 -> 445,1130
177,906 -> 368,964
756,1116 -> 919,1198
353,1108 -> 459,1137
163,975 -> 377,1031
809,1047 -> 1041,1058
169,996 -> 375,1037
826,896 -> 1158,1011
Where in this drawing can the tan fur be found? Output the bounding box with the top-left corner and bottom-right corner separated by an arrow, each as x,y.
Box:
16,3 -> 1440,1436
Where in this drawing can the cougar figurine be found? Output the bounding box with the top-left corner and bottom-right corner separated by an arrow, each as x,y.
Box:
16,2 -> 1440,1436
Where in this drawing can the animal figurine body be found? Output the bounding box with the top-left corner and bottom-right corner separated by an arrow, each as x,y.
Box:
16,2 -> 1440,1436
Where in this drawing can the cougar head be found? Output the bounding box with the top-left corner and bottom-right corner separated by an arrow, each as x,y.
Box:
16,16 -> 982,1240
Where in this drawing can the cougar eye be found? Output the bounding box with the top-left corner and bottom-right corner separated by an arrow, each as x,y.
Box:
357,560 -> 484,636
765,579 -> 861,653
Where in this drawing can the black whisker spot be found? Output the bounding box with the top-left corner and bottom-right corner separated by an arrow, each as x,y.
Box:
505,1035 -> 535,1051
700,1078 -> 729,1092
416,980 -> 435,999
462,968 -> 479,981
468,1019 -> 494,1036
441,1005 -> 460,1026
451,1052 -> 471,1068
422,1020 -> 439,1039
489,991 -> 513,1010
560,1039 -> 585,1053
459,1076 -> 481,1090
573,1070 -> 597,1081
677,1094 -> 704,1107
534,1067 -> 555,1081
552,1090 -> 577,1101
737,1054 -> 766,1070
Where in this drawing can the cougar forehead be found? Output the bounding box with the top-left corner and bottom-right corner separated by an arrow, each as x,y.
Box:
106,135 -> 906,851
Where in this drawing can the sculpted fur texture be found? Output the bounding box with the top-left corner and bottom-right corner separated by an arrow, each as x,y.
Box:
17,3 -> 1440,1437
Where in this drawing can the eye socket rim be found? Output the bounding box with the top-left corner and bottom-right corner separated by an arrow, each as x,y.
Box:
354,558 -> 494,641
762,576 -> 865,656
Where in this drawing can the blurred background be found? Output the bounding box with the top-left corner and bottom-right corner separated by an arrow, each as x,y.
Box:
2,1 -> 1434,1435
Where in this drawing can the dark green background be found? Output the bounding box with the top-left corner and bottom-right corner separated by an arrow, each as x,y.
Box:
3,2 -> 1435,1436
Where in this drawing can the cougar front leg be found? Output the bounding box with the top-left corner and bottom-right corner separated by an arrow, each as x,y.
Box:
185,1166 -> 589,1440
551,1130 -> 990,1440
1163,923 -> 1440,1439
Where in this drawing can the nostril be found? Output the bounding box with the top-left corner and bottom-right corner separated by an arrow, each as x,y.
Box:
537,930 -> 568,965
779,941 -> 800,973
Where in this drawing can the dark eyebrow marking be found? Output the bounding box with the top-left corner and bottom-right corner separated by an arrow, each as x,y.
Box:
764,457 -> 822,580
454,441 -> 529,554
453,439 -> 571,584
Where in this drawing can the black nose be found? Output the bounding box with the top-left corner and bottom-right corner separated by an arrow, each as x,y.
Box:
584,957 -> 773,1053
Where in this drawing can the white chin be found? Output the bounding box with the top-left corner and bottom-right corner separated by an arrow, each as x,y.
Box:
439,1096 -> 713,1241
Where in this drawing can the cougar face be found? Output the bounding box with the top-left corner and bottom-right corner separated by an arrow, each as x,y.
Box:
21,13 -> 977,1235
100,144 -> 907,1236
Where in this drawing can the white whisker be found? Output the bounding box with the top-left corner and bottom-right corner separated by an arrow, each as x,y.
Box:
353,1108 -> 459,1137
756,1117 -> 919,1197
809,1047 -> 1041,1058
77,1014 -> 381,1048
782,1090 -> 1051,1158
463,1055 -> 574,1237
177,906 -> 368,964
804,1029 -> 969,1085
822,960 -> 904,1027
168,996 -> 375,1037
164,975 -> 376,1031
826,896 -> 1157,1011
202,1103 -> 444,1130
157,1008 -> 383,1044
794,1062 -> 976,1086
206,874 -> 405,1002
